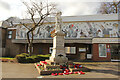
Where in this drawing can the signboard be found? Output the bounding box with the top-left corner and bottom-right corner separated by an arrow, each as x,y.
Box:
79,48 -> 86,52
87,54 -> 92,59
107,48 -> 110,53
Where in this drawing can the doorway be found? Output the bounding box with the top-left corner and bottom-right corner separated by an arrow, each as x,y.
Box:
110,44 -> 120,61
86,44 -> 92,60
78,44 -> 92,60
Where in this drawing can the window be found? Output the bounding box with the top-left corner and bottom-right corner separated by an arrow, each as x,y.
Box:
8,35 -> 12,39
8,31 -> 12,39
49,47 -> 53,53
65,47 -> 70,53
110,44 -> 120,60
65,47 -> 76,54
99,44 -> 107,57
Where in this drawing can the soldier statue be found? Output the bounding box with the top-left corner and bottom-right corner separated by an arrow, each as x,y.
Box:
55,11 -> 62,32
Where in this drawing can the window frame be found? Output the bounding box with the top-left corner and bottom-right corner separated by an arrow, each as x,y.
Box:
99,44 -> 107,57
8,31 -> 13,39
65,47 -> 76,54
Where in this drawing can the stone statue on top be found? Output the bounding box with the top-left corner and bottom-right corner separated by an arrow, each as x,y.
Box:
55,11 -> 62,32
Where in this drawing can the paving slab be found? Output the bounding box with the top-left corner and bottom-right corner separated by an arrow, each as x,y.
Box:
1,62 -> 39,78
40,72 -> 118,78
1,62 -> 120,79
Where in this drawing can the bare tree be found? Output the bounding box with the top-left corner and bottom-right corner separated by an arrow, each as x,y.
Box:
20,1 -> 56,56
97,1 -> 120,14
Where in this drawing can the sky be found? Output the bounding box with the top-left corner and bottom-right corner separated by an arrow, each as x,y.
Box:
0,0 -> 119,21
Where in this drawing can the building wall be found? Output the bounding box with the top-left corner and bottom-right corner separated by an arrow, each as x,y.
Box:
65,43 -> 87,60
5,29 -> 26,57
22,43 -> 88,60
33,43 -> 50,55
92,43 -> 111,61
0,27 -> 7,56
2,28 -> 7,48
0,28 -> 2,57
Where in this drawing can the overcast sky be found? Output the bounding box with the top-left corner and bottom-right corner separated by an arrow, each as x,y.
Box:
0,0 -> 119,21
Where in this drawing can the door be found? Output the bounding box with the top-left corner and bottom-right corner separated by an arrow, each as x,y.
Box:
110,44 -> 120,61
86,45 -> 92,60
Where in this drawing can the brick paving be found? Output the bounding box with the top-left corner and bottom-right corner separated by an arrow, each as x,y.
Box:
1,62 -> 120,79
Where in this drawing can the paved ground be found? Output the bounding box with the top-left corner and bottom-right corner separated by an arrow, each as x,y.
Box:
42,62 -> 120,78
1,62 -> 39,78
1,62 -> 120,79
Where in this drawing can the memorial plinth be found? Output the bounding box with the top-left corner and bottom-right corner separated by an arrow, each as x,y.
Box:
49,31 -> 68,65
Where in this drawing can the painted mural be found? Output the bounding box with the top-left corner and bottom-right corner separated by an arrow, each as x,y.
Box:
16,21 -> 120,39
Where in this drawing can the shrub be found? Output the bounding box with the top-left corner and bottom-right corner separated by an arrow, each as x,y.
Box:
15,53 -> 28,63
20,53 -> 29,57
15,53 -> 51,63
26,56 -> 34,63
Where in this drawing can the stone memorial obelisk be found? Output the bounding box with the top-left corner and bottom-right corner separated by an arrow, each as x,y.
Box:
49,12 -> 68,65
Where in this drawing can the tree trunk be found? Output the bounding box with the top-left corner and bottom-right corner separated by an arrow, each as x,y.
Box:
27,30 -> 34,56
28,43 -> 33,56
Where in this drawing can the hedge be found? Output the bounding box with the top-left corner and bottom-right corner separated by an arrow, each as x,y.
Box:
16,53 -> 51,63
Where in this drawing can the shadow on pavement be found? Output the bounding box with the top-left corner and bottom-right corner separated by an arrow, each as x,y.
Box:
91,69 -> 120,76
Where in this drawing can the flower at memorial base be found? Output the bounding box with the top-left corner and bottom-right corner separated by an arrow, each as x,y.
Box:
64,67 -> 67,69
41,61 -> 44,63
64,71 -> 66,73
65,69 -> 69,73
44,62 -> 47,65
79,71 -> 85,74
41,61 -> 48,65
51,73 -> 54,76
79,65 -> 82,68
55,73 -> 58,76
37,64 -> 40,66
78,72 -> 81,74
81,72 -> 85,74
74,64 -> 82,68
74,65 -> 76,68
69,72 -> 73,74
63,73 -> 65,75
74,71 -> 78,74
58,73 -> 63,75
37,63 -> 42,66
60,65 -> 63,69
51,73 -> 57,76
69,64 -> 73,65
64,73 -> 69,75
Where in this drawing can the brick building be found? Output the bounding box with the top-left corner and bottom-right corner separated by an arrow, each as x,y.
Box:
0,14 -> 120,61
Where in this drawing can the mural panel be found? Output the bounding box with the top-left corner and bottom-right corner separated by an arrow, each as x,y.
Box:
16,21 -> 120,39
